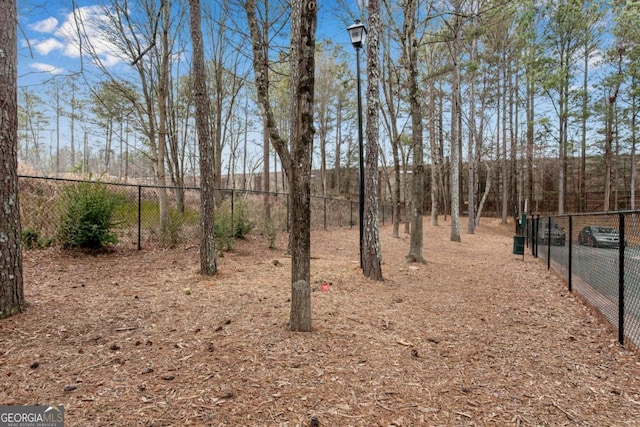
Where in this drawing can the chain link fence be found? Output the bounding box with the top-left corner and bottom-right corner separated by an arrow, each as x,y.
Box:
18,176 -> 394,251
528,212 -> 640,348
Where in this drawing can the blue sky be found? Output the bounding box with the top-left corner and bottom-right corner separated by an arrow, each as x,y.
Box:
18,1 -> 133,90
17,0 -> 362,89
15,0 -> 364,175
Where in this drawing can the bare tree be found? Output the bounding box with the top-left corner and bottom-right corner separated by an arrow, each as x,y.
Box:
188,0 -> 217,275
379,19 -> 405,238
72,0 -> 180,233
17,89 -> 48,172
404,0 -> 425,263
287,0 -> 317,330
445,0 -> 462,242
0,0 -> 25,319
245,0 -> 317,331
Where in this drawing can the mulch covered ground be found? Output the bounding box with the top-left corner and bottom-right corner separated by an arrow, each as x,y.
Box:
1,217 -> 640,426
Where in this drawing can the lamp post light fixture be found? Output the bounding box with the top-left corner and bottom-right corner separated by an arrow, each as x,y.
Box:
347,19 -> 367,269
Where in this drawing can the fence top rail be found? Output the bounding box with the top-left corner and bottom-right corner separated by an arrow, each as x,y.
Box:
535,210 -> 640,219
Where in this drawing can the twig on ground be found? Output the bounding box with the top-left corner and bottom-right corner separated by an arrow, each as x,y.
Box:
374,390 -> 394,412
549,400 -> 576,421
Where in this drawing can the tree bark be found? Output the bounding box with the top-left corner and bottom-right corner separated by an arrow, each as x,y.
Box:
380,34 -> 402,237
631,76 -> 637,210
189,0 -> 217,275
604,48 -> 623,213
0,0 -> 25,318
287,0 -> 317,331
245,0 -> 315,331
156,0 -> 171,236
467,35 -> 477,235
449,4 -> 462,243
363,0 -> 383,281
333,96 -> 343,194
526,54 -> 535,215
429,76 -> 439,227
261,3 -> 271,224
405,0 -> 425,263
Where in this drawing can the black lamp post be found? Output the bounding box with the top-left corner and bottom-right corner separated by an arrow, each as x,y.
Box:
347,19 -> 367,269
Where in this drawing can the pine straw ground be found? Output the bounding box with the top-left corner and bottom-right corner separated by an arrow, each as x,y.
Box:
2,218 -> 640,427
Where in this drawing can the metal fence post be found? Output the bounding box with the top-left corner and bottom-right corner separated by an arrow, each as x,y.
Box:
547,216 -> 551,270
231,189 -> 235,239
568,215 -> 573,293
619,213 -> 625,345
532,214 -> 540,258
137,185 -> 142,250
323,197 -> 327,230
350,201 -> 354,229
531,215 -> 538,258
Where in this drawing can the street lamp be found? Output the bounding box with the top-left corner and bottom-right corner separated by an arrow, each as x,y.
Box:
347,20 -> 367,269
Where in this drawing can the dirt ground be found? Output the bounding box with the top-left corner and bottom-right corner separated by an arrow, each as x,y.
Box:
1,217 -> 640,426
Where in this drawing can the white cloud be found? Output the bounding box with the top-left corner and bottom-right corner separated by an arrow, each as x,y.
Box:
55,5 -> 126,67
29,62 -> 66,75
33,38 -> 65,55
29,17 -> 59,33
589,49 -> 604,69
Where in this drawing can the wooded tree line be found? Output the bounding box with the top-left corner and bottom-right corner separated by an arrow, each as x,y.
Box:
16,0 -> 640,222
4,0 -> 640,327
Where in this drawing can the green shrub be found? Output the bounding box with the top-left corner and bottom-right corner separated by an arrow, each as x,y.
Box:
264,219 -> 277,249
231,200 -> 254,238
213,198 -> 254,250
57,182 -> 125,249
161,210 -> 184,247
21,227 -> 53,249
214,212 -> 234,251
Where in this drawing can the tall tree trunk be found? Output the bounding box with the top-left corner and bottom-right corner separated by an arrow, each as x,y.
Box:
476,163 -> 492,225
188,0 -> 217,275
245,0 -> 314,332
605,49 -> 623,212
263,125 -> 271,222
156,0 -> 171,236
474,73 -> 487,224
0,0 -> 25,318
526,58 -> 534,215
631,76 -> 637,210
288,0 -> 317,331
580,42 -> 589,212
501,52 -> 509,224
405,0 -> 425,263
438,88 -> 448,220
55,83 -> 61,175
243,97 -> 249,191
429,64 -> 439,227
380,37 -> 402,237
558,46 -> 570,215
510,58 -> 518,216
362,0 -> 383,280
71,88 -> 76,167
392,137 -> 402,237
105,117 -> 113,173
333,96 -> 343,195
262,4 -> 271,224
449,6 -> 461,243
467,36 -> 477,234
604,95 -> 614,213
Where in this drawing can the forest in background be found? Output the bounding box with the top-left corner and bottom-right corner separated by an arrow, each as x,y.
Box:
15,0 -> 640,222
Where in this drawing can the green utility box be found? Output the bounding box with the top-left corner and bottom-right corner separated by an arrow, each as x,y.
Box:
513,235 -> 525,259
